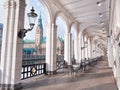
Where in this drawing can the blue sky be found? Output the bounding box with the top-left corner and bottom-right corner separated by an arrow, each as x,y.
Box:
24,0 -> 47,40
0,0 -> 4,23
0,0 -> 75,40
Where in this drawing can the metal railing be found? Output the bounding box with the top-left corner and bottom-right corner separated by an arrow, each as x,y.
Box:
21,54 -> 65,79
56,60 -> 66,70
56,55 -> 65,70
22,59 -> 45,66
22,55 -> 45,65
21,63 -> 46,80
23,55 -> 45,60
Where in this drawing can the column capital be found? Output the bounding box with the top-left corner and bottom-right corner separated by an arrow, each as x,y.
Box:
4,0 -> 17,9
4,1 -> 10,9
10,0 -> 16,8
16,0 -> 26,9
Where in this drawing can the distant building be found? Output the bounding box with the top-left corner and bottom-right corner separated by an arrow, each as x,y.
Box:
23,15 -> 64,56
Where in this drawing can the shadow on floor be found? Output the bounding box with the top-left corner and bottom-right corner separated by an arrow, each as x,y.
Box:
22,70 -> 114,89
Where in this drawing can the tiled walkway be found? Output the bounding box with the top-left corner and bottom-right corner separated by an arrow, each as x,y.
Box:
22,58 -> 118,90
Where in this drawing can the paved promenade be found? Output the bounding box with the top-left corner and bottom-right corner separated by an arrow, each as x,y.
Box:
21,58 -> 118,90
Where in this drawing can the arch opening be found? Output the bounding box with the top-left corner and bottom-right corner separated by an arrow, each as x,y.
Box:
22,0 -> 51,67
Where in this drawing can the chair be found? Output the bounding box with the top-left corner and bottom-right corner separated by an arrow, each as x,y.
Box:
80,61 -> 86,71
68,65 -> 80,76
63,61 -> 68,68
67,65 -> 74,75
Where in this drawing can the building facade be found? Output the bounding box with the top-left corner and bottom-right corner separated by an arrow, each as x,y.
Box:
23,15 -> 64,55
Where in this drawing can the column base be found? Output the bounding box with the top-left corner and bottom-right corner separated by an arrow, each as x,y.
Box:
46,70 -> 57,75
0,83 -> 22,90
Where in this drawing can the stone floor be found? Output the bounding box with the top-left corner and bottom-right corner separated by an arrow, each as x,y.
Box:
21,58 -> 118,90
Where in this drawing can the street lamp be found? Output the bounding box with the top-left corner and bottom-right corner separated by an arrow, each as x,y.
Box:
18,7 -> 38,38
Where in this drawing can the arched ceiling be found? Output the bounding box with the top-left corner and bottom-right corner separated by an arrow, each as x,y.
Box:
92,36 -> 107,53
51,0 -> 109,37
85,25 -> 108,38
51,0 -> 109,52
52,0 -> 109,29
83,27 -> 108,53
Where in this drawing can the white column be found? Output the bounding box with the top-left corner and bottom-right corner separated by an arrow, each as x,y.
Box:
1,0 -> 26,89
107,37 -> 114,67
112,44 -> 117,77
92,43 -> 94,58
74,36 -> 79,63
46,24 -> 57,74
83,36 -> 85,59
78,37 -> 82,62
93,44 -> 96,58
81,35 -> 84,59
90,43 -> 92,58
112,40 -> 120,78
86,38 -> 89,59
70,33 -> 72,62
71,39 -> 74,59
90,41 -> 93,58
80,36 -> 83,60
84,35 -> 88,59
88,38 -> 91,58
64,33 -> 68,63
85,45 -> 87,59
64,33 -> 72,65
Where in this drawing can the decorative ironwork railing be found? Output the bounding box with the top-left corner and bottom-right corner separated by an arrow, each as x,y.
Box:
56,54 -> 65,70
21,63 -> 46,80
56,60 -> 66,70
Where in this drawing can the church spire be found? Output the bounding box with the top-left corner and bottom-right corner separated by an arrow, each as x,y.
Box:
38,13 -> 43,30
35,13 -> 43,54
